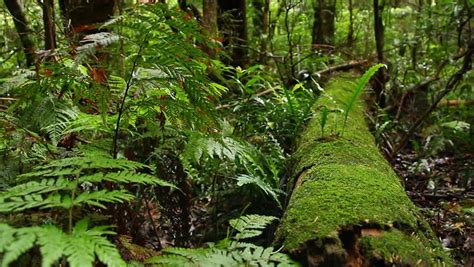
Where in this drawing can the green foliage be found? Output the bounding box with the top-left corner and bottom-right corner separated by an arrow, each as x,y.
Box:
320,106 -> 329,136
0,150 -> 175,266
342,64 -> 386,134
181,127 -> 283,206
146,214 -> 297,267
0,219 -> 126,267
229,214 -> 277,240
147,245 -> 297,267
0,151 -> 174,212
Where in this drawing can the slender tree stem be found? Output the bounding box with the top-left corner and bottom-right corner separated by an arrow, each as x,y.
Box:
112,32 -> 151,159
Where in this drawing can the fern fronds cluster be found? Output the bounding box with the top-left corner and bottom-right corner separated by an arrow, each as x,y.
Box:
181,129 -> 283,205
0,219 -> 125,267
147,245 -> 296,267
147,214 -> 298,267
104,4 -> 227,131
0,151 -> 175,266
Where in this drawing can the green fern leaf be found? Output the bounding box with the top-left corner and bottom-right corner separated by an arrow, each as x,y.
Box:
229,214 -> 277,240
1,228 -> 36,267
342,64 -> 386,133
0,224 -> 16,253
36,225 -> 68,267
74,190 -> 135,208
146,254 -> 194,266
80,171 -> 175,188
236,174 -> 282,207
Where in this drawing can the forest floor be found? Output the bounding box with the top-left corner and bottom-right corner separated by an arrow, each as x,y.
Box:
392,149 -> 473,266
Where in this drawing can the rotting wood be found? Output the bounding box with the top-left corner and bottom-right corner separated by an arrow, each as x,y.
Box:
274,76 -> 452,266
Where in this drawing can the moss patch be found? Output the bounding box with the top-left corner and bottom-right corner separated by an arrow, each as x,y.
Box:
276,77 -> 451,265
360,229 -> 450,266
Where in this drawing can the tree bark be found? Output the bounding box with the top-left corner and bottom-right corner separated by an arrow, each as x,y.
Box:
251,0 -> 270,63
311,0 -> 336,47
203,0 -> 218,58
218,0 -> 248,67
4,0 -> 36,66
373,0 -> 386,107
275,76 -> 452,266
347,0 -> 354,47
41,0 -> 57,51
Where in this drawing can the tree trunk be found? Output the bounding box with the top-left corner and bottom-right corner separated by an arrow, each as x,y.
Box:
311,0 -> 336,47
4,0 -> 36,66
218,0 -> 248,67
251,0 -> 270,63
373,0 -> 386,107
347,0 -> 354,47
203,0 -> 218,58
42,0 -> 57,51
275,77 -> 451,266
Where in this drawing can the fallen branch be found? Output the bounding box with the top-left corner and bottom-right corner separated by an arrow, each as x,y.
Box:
315,60 -> 367,76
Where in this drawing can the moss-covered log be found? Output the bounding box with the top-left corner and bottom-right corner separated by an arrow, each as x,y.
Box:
275,77 -> 451,266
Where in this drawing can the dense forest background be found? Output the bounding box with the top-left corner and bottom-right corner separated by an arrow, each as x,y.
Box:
0,0 -> 472,266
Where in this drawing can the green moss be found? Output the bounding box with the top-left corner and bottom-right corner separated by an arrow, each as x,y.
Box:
276,78 -> 452,265
360,229 -> 452,266
279,164 -> 418,250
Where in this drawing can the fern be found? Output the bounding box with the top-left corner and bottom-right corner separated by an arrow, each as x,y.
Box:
181,129 -> 283,205
146,214 -> 296,266
76,32 -> 120,63
0,152 -> 175,266
147,244 -> 297,267
21,97 -> 80,146
0,227 -> 36,267
342,64 -> 386,133
228,214 -> 277,240
235,175 -> 283,207
0,219 -> 126,267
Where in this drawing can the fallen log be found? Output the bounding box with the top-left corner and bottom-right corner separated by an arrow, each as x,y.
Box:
275,76 -> 452,266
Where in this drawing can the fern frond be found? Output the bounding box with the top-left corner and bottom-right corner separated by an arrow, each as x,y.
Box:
0,228 -> 36,267
0,222 -> 126,267
74,189 -> 134,208
80,171 -> 176,188
342,64 -> 386,133
64,112 -> 115,135
35,97 -> 79,145
0,224 -> 16,253
38,154 -> 145,171
76,32 -> 120,63
147,245 -> 297,267
1,178 -> 71,197
36,225 -> 68,267
235,174 -> 283,207
0,193 -> 48,212
146,254 -> 194,266
229,214 -> 278,240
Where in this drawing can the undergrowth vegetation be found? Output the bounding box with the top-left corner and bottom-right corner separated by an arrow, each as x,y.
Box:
0,0 -> 471,266
0,3 -> 314,266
